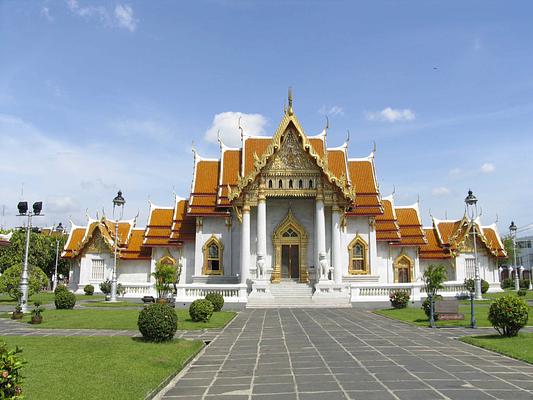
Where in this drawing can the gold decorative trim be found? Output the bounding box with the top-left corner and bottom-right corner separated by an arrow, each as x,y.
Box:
393,253 -> 414,283
202,235 -> 224,275
347,235 -> 369,275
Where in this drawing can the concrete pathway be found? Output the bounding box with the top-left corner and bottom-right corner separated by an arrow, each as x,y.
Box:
157,309 -> 533,400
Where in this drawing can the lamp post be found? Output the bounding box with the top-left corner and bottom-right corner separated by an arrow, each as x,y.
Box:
465,190 -> 482,300
16,201 -> 43,313
52,222 -> 65,291
509,221 -> 519,292
110,191 -> 125,302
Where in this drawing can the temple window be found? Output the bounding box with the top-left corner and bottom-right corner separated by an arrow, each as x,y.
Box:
91,259 -> 104,281
203,236 -> 223,275
278,179 -> 283,189
289,179 -> 293,189
299,179 -> 303,189
268,180 -> 273,189
348,236 -> 368,275
309,179 -> 313,189
394,255 -> 412,283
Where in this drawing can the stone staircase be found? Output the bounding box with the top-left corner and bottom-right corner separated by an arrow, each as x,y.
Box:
247,279 -> 351,308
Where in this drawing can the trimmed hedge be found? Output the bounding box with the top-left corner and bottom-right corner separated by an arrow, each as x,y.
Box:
464,278 -> 489,294
54,290 -> 76,309
84,284 -> 95,296
389,290 -> 410,309
488,295 -> 529,337
137,303 -> 177,342
54,284 -> 69,295
189,299 -> 214,323
205,292 -> 224,312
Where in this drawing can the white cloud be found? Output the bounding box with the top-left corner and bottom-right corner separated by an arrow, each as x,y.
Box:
41,7 -> 54,22
432,187 -> 451,196
46,196 -> 78,214
114,4 -> 137,32
66,0 -> 138,32
481,162 -> 495,173
205,112 -> 267,148
319,105 -> 344,116
366,107 -> 416,123
111,118 -> 173,141
449,167 -> 462,176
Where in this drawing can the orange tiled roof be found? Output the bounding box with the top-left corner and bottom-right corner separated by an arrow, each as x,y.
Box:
482,226 -> 507,258
346,159 -> 382,216
170,199 -> 196,242
121,229 -> 151,260
326,149 -> 347,180
435,220 -> 462,245
375,198 -> 401,242
218,149 -> 241,206
309,137 -> 325,158
189,159 -> 228,216
419,228 -> 451,259
394,207 -> 427,246
144,206 -> 173,247
243,138 -> 270,176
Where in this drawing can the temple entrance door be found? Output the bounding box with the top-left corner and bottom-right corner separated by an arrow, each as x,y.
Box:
281,244 -> 300,279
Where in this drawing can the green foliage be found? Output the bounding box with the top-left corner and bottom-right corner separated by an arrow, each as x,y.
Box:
54,290 -> 76,309
464,278 -> 490,294
389,290 -> 410,309
137,303 -> 177,342
205,292 -> 224,312
0,229 -> 69,279
0,263 -> 48,300
54,284 -> 69,295
84,285 -> 94,296
517,289 -> 527,297
99,280 -> 111,295
500,237 -> 520,267
0,341 -> 25,399
189,299 -> 214,323
152,261 -> 177,299
421,295 -> 442,320
520,279 -> 530,289
488,295 -> 529,337
501,278 -> 513,289
31,301 -> 44,318
117,284 -> 126,297
422,264 -> 447,297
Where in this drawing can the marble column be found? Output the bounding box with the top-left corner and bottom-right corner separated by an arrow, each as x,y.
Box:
240,204 -> 251,285
331,205 -> 342,284
369,218 -> 377,276
315,196 -> 328,280
256,195 -> 267,279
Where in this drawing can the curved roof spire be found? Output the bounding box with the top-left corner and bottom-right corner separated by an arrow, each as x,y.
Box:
287,87 -> 293,116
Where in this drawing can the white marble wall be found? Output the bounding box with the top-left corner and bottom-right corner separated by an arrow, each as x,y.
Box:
194,217 -> 229,277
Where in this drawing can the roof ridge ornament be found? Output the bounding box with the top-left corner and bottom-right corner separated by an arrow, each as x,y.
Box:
287,87 -> 293,116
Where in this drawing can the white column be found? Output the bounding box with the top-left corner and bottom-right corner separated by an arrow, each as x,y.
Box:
256,197 -> 266,279
240,204 -> 251,285
331,206 -> 342,284
369,218 -> 377,276
316,197 -> 329,280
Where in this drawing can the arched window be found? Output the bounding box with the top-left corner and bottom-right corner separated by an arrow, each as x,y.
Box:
268,180 -> 273,189
299,179 -> 303,189
203,236 -> 223,275
309,179 -> 313,189
278,179 -> 283,189
348,236 -> 368,275
289,179 -> 293,189
394,255 -> 412,283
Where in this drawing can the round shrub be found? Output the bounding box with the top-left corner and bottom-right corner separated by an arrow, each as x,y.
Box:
137,303 -> 177,342
189,299 -> 214,322
54,284 -> 69,295
501,278 -> 512,289
520,279 -> 530,290
205,292 -> 224,312
488,295 -> 529,337
83,284 -> 94,296
517,289 -> 527,297
54,290 -> 76,309
464,278 -> 489,294
389,290 -> 410,309
422,295 -> 442,320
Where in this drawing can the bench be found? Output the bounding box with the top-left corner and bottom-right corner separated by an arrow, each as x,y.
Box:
435,299 -> 464,320
142,296 -> 155,304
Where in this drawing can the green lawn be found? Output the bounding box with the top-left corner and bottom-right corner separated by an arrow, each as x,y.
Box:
375,303 -> 533,328
80,300 -> 143,308
460,333 -> 533,364
0,292 -> 105,305
459,289 -> 533,305
0,336 -> 203,400
5,308 -> 236,330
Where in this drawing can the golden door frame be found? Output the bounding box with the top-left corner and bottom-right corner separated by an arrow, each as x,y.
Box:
271,210 -> 309,283
393,253 -> 414,283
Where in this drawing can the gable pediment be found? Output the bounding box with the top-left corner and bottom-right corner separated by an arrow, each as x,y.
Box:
264,129 -> 321,173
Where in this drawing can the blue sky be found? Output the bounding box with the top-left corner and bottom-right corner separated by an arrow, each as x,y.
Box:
1,1 -> 532,236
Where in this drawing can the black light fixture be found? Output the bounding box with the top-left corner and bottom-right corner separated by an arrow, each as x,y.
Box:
56,222 -> 64,234
464,189 -> 477,206
17,202 -> 28,215
509,221 -> 517,236
113,190 -> 125,209
32,202 -> 43,215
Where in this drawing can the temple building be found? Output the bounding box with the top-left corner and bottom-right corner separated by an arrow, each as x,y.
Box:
62,95 -> 507,306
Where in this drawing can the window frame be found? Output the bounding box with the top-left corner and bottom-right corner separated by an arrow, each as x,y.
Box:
202,236 -> 224,275
347,235 -> 369,275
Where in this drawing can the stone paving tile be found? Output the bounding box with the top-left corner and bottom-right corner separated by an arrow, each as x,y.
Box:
156,308 -> 533,400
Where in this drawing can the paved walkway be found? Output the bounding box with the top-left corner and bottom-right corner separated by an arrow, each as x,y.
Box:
157,309 -> 533,400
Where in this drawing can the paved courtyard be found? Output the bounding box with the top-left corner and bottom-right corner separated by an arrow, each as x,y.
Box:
158,309 -> 533,400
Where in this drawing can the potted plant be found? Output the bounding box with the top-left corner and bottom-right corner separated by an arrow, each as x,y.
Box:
152,261 -> 177,303
30,301 -> 44,324
11,305 -> 23,320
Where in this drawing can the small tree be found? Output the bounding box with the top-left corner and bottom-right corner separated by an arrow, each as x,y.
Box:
0,264 -> 49,300
152,261 -> 177,299
423,264 -> 447,297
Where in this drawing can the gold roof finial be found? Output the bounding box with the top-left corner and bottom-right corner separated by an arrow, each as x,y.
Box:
287,87 -> 293,116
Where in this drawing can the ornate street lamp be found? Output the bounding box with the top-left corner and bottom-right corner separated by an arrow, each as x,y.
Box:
465,190 -> 482,300
16,201 -> 44,313
52,222 -> 64,291
110,191 -> 125,302
509,221 -> 519,291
